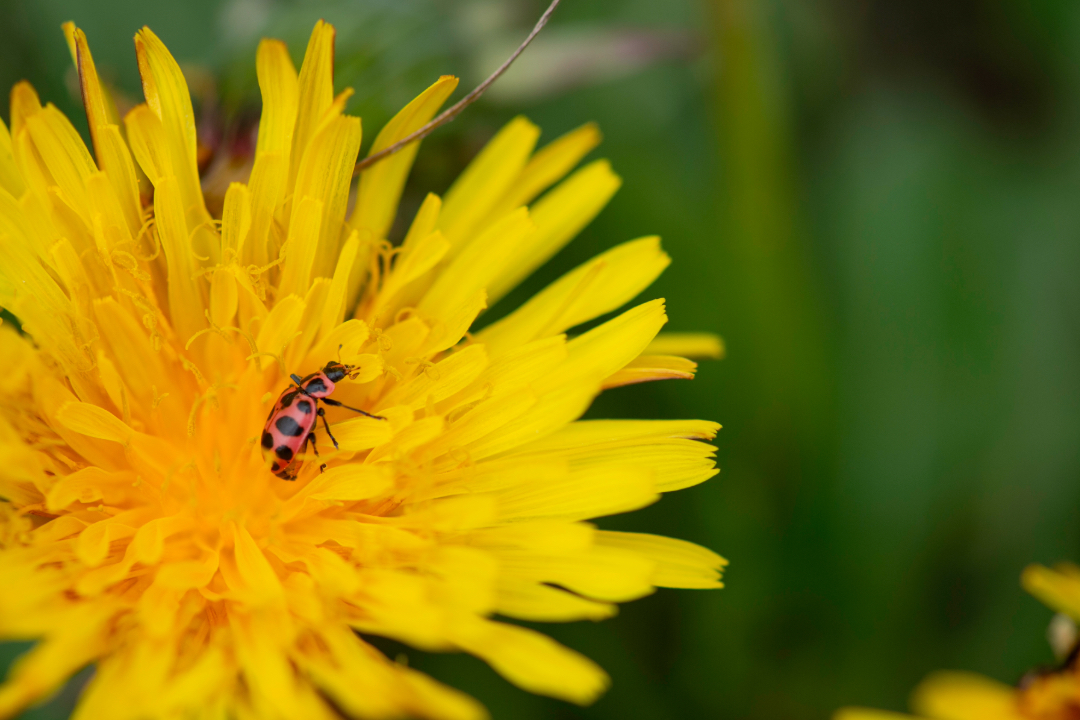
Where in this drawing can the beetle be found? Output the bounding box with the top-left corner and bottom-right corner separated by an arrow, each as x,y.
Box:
261,360 -> 384,480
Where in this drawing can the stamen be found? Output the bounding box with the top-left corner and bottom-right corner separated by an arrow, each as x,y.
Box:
131,214 -> 161,262
110,250 -> 151,282
180,356 -> 207,387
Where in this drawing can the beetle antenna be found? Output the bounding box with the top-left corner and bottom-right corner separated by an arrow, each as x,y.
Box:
353,0 -> 561,176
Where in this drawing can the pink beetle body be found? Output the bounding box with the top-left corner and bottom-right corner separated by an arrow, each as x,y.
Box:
261,361 -> 382,480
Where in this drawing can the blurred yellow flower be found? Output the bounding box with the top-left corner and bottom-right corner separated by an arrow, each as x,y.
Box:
0,19 -> 725,720
835,564 -> 1080,720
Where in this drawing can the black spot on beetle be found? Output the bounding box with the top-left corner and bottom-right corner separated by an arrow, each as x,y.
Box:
275,445 -> 294,460
261,432 -> 274,449
280,391 -> 297,407
276,415 -> 304,437
305,378 -> 327,395
297,400 -> 313,414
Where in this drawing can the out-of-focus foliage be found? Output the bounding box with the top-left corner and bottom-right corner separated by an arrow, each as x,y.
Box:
2,0 -> 1080,718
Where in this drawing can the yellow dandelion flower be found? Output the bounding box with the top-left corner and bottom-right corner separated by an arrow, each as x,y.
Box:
0,19 -> 725,720
834,564 -> 1080,720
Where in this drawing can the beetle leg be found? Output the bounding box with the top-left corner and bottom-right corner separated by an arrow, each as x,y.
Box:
320,396 -> 385,420
306,431 -> 326,473
317,406 -> 341,450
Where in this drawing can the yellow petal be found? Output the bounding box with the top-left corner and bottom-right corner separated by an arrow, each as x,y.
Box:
500,545 -> 655,602
520,419 -> 720,451
449,618 -> 609,705
300,464 -> 392,502
254,38 -> 299,158
36,376 -> 125,471
301,623 -> 482,720
377,344 -> 488,412
426,545 -> 499,613
351,75 -> 459,239
646,331 -> 725,359
69,26 -> 141,234
466,384 -> 597,461
224,523 -> 285,607
394,666 -> 488,720
469,520 -> 594,554
438,116 -> 540,248
74,510 -> 150,567
306,318 -> 372,368
231,613 -> 320,719
132,514 -> 192,565
221,182 -> 251,258
419,207 -> 534,320
154,175 -> 207,343
558,439 -> 717,493
595,531 -> 727,589
549,298 -> 667,391
0,192 -> 84,373
495,578 -> 616,622
46,467 -> 135,511
321,231 -> 359,335
0,116 -> 23,196
418,289 -> 487,358
419,392 -> 537,466
488,159 -> 621,302
911,671 -> 1021,720
210,267 -> 239,329
289,20 -> 336,190
602,355 -> 697,389
493,465 -> 657,522
833,710 -> 924,720
243,151 -> 287,267
0,607 -> 112,718
478,236 -> 669,356
89,125 -> 142,236
25,105 -> 98,217
1022,563 -> 1080,620
401,192 -> 442,253
329,415 -> 397,454
255,295 -> 305,370
290,114 -> 362,280
366,415 -> 446,464
56,401 -> 133,444
123,103 -> 172,183
85,172 -> 131,255
277,196 -> 324,299
9,81 -> 42,138
93,297 -> 173,415
135,27 -> 213,241
155,550 -> 219,590
368,229 -> 449,324
477,334 -> 568,398
491,122 -> 603,217
156,644 -> 229,716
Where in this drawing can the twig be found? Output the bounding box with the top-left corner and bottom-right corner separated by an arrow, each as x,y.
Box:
353,0 -> 562,176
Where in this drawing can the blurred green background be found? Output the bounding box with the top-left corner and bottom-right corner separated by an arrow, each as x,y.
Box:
3,0 -> 1080,718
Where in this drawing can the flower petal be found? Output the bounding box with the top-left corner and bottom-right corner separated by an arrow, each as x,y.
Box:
488,159 -> 621,302
478,236 -> 669,356
438,116 -> 540,248
351,75 -> 459,239
135,27 -> 213,243
595,531 -> 727,589
449,618 -> 609,705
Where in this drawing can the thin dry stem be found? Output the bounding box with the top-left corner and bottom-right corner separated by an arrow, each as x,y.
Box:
353,0 -> 562,176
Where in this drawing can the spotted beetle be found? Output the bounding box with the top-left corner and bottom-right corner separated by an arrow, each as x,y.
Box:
261,360 -> 384,480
